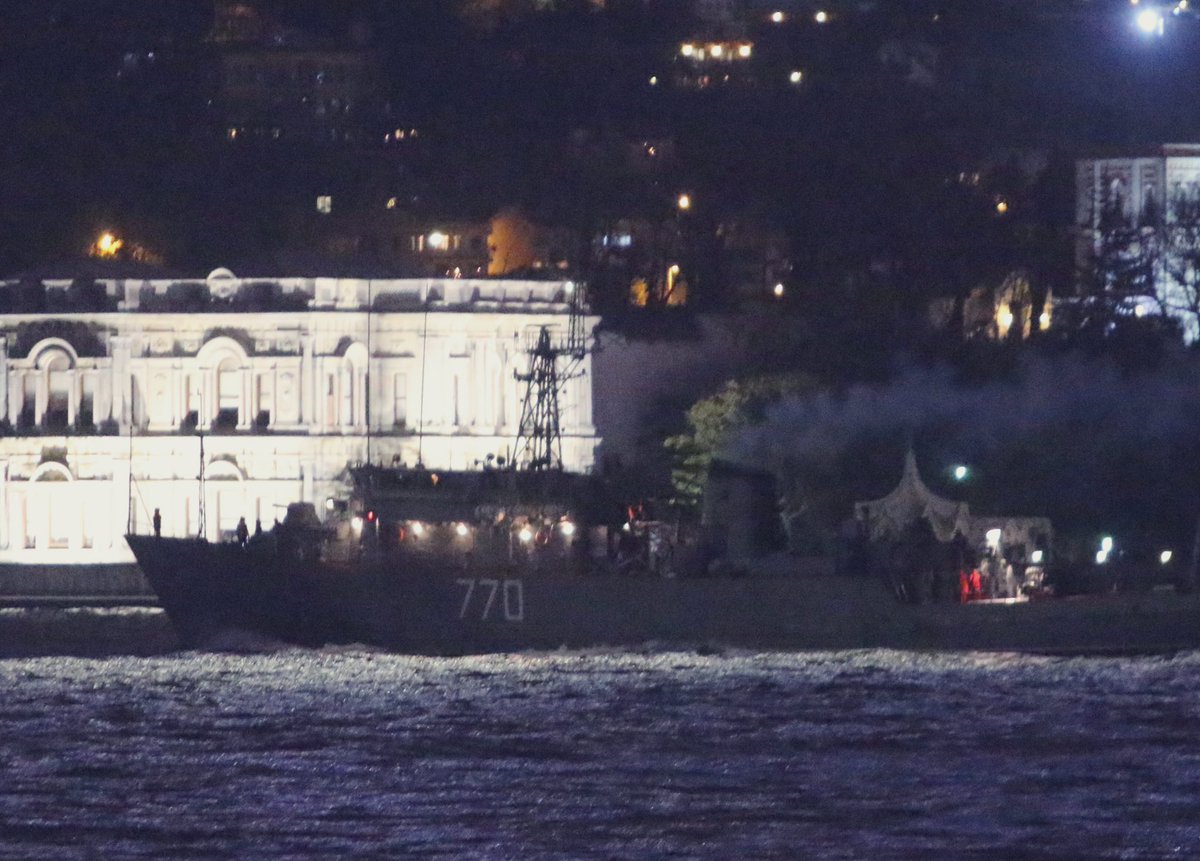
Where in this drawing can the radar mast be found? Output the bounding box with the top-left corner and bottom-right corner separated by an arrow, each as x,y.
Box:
513,282 -> 589,471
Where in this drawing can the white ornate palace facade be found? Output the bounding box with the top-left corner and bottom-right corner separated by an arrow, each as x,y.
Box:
0,270 -> 598,566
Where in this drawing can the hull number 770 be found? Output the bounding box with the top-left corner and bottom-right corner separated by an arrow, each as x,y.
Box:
456,578 -> 525,622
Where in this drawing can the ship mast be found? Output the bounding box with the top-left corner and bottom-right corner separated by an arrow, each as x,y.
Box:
513,282 -> 589,472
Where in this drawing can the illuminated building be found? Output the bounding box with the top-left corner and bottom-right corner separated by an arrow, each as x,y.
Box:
0,270 -> 597,572
1076,144 -> 1200,341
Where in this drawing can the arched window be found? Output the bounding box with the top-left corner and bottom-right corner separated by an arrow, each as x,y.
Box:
340,342 -> 369,429
216,356 -> 241,429
197,336 -> 250,432
1142,184 -> 1158,225
341,356 -> 356,426
45,353 -> 71,430
31,343 -> 78,431
28,461 -> 73,550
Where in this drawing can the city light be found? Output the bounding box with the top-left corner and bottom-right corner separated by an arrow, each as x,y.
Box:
998,305 -> 1015,334
560,521 -> 576,537
680,43 -> 695,57
953,465 -> 969,481
815,10 -> 829,23
995,198 -> 1009,214
1135,7 -> 1164,34
455,522 -> 469,537
789,70 -> 804,84
93,232 -> 123,258
1031,550 -> 1045,564
770,11 -> 785,23
518,526 -> 533,543
677,193 -> 692,211
773,282 -> 785,297
427,230 -> 448,250
411,521 -> 425,537
1161,550 -> 1174,564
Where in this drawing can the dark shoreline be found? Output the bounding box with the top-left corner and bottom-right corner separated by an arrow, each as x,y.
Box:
0,606 -> 180,659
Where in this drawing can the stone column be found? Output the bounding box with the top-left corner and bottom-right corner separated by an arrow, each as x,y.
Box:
111,337 -> 131,431
0,337 -> 9,424
301,336 -> 315,428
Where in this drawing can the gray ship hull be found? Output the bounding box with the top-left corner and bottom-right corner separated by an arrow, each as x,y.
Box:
126,535 -> 1200,655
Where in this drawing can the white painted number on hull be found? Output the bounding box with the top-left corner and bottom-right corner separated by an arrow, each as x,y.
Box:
456,578 -> 524,622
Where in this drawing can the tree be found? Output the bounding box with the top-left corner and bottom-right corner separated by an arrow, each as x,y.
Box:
1074,174 -> 1165,338
664,373 -> 821,511
1158,189 -> 1200,342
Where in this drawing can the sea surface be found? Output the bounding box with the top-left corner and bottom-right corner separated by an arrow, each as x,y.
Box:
2,609 -> 1200,859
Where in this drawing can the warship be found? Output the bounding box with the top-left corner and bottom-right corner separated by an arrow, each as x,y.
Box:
125,307 -> 1200,655
125,458 -> 1200,656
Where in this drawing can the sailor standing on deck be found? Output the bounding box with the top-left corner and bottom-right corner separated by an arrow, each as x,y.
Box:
236,516 -> 249,547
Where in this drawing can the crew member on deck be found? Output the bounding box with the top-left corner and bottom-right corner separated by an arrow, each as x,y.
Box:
236,516 -> 249,547
153,508 -> 162,538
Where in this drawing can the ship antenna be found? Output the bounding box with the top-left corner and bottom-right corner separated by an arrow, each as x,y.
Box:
513,280 -> 589,472
126,370 -> 135,534
365,280 -> 372,466
197,431 -> 206,539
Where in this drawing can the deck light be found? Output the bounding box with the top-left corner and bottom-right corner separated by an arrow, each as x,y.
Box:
773,282 -> 785,297
560,521 -> 576,537
953,465 -> 969,481
771,11 -> 785,23
455,523 -> 469,537
1031,550 -> 1044,564
351,516 -> 363,534
1161,550 -> 1174,564
518,526 -> 533,543
411,521 -> 425,537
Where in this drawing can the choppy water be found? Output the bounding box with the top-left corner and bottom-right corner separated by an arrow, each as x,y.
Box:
2,611 -> 1200,859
